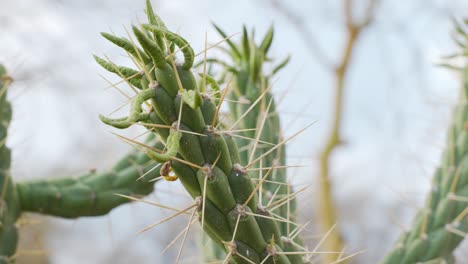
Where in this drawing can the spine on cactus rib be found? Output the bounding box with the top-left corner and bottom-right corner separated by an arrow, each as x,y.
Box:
15,135 -> 162,218
96,1 -> 306,263
0,65 -> 20,264
382,22 -> 468,263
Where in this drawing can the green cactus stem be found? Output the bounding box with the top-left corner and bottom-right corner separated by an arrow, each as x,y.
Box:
0,65 -> 20,264
208,24 -> 296,241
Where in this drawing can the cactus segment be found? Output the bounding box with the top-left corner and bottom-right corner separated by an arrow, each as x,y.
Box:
100,33 -> 150,64
228,240 -> 261,264
281,238 -> 304,264
199,95 -> 217,126
16,136 -> 162,218
143,25 -> 194,70
207,24 -> 301,258
197,197 -> 232,242
144,0 -> 167,49
224,134 -> 241,165
148,111 -> 170,140
227,204 -> 268,253
176,67 -> 198,92
153,63 -> 180,97
99,88 -> 155,129
255,207 -> 284,248
174,94 -> 206,133
151,85 -> 178,124
196,165 -> 237,214
260,244 -> 292,264
175,123 -> 206,166
199,127 -> 233,176
228,164 -> 258,212
133,26 -> 167,69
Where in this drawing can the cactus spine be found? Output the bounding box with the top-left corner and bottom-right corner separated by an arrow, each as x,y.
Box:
16,135 -> 162,218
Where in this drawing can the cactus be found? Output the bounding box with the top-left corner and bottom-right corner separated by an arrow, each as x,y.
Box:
0,65 -> 162,262
98,1 -> 308,263
381,21 -> 468,264
198,25 -> 302,260
209,23 -> 295,238
0,65 -> 20,264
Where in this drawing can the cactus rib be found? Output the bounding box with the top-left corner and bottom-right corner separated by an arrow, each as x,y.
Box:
16,135 -> 162,218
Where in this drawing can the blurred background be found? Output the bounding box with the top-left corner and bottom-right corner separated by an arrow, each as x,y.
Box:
2,0 -> 468,263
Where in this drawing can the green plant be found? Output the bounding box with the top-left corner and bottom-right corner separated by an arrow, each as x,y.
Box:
97,1 -> 308,263
209,24 -> 294,236
380,21 -> 468,264
194,23 -> 302,262
0,65 -> 19,264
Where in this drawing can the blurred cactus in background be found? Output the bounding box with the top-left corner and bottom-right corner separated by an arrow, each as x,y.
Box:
0,64 -> 20,264
380,20 -> 468,264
